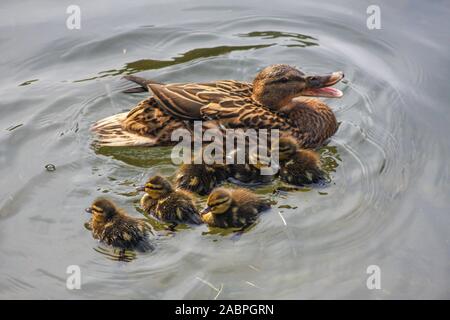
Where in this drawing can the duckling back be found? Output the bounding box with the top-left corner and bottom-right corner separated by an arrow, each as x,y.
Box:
154,190 -> 202,225
91,210 -> 153,252
203,188 -> 270,228
175,163 -> 228,196
279,149 -> 325,185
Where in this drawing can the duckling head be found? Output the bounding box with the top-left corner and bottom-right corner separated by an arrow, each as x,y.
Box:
139,175 -> 173,199
277,136 -> 300,161
248,146 -> 273,169
252,64 -> 344,110
85,198 -> 118,220
201,188 -> 232,216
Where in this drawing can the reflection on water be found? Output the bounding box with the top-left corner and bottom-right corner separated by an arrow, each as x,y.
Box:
238,30 -> 318,47
76,44 -> 273,82
96,145 -> 175,168
18,79 -> 39,87
94,246 -> 138,263
0,0 -> 449,299
74,30 -> 320,83
319,146 -> 341,174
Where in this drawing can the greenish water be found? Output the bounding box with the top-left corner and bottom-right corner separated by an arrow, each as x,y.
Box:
0,0 -> 449,299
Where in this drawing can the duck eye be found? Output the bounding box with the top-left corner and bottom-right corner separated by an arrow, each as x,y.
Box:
278,77 -> 289,83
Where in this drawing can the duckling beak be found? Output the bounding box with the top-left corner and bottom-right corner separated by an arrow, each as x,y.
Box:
85,207 -> 92,213
302,71 -> 344,98
136,186 -> 145,192
200,206 -> 211,216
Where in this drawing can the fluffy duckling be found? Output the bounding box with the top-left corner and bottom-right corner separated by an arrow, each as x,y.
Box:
85,198 -> 153,252
200,187 -> 270,228
175,161 -> 229,196
277,136 -> 325,185
228,146 -> 276,184
138,175 -> 202,225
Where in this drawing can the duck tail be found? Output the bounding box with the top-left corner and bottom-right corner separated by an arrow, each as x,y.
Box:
91,112 -> 157,147
122,75 -> 162,93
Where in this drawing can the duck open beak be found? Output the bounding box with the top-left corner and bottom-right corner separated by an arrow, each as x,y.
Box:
302,71 -> 344,98
200,206 -> 211,216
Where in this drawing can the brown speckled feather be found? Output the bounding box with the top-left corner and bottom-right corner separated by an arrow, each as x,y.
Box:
148,81 -> 253,120
202,188 -> 270,228
90,209 -> 153,252
92,79 -> 338,148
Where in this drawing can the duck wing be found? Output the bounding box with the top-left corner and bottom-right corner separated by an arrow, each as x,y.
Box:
148,80 -> 253,120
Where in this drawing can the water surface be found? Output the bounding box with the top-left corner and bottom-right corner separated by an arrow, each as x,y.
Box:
0,0 -> 449,299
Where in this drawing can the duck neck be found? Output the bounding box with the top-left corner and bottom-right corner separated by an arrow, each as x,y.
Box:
279,98 -> 338,149
252,92 -> 292,111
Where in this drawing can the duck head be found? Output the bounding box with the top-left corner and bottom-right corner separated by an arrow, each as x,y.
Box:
201,188 -> 232,216
137,175 -> 173,199
252,64 -> 344,110
85,198 -> 118,220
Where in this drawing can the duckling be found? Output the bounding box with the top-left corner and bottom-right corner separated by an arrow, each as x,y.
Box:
85,198 -> 153,252
277,136 -> 325,185
175,162 -> 229,196
200,187 -> 270,228
138,175 -> 202,225
228,146 -> 276,184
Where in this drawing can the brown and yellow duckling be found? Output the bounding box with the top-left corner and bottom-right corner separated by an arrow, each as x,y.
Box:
200,187 -> 271,228
138,175 -> 202,225
85,198 -> 153,252
92,64 -> 343,148
175,161 -> 229,196
227,146 -> 276,184
174,147 -> 229,195
277,136 -> 325,185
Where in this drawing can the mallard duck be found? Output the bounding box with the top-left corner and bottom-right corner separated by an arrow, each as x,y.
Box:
138,175 -> 202,225
85,198 -> 153,252
92,64 -> 343,148
200,187 -> 270,228
277,136 -> 325,185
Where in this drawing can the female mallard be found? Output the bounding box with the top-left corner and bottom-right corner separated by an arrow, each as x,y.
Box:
85,198 -> 154,252
138,175 -> 202,225
277,136 -> 325,185
92,64 -> 343,148
200,187 -> 270,228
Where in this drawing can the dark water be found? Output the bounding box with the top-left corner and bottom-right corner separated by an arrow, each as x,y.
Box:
1,0 -> 449,299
